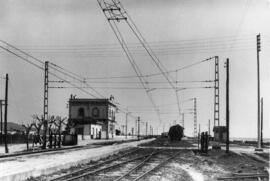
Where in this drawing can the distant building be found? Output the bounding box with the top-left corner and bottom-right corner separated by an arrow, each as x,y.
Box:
68,96 -> 117,139
213,126 -> 227,142
0,122 -> 25,134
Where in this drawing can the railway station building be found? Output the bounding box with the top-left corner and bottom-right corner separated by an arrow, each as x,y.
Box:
68,95 -> 117,139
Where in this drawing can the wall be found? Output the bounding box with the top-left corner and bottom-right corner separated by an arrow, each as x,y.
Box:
108,105 -> 116,121
70,124 -> 102,139
90,124 -> 102,139
70,104 -> 108,120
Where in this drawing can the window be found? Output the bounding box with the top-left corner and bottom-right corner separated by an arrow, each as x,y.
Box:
92,107 -> 100,117
78,107 -> 85,117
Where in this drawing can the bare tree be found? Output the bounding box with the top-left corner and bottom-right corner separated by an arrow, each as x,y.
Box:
65,119 -> 75,133
32,115 -> 43,146
22,122 -> 34,150
48,116 -> 56,149
55,116 -> 67,148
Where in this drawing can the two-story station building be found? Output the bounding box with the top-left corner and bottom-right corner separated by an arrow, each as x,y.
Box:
68,96 -> 117,139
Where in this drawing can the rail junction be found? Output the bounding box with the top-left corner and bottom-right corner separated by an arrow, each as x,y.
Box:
48,147 -> 188,181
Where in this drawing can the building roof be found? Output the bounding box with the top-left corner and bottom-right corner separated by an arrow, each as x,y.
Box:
69,98 -> 116,107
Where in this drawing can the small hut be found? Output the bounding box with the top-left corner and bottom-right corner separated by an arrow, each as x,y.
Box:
213,126 -> 227,142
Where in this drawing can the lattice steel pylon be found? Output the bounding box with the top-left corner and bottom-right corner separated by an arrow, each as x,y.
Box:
193,98 -> 197,137
44,61 -> 49,123
42,61 -> 49,149
214,56 -> 220,127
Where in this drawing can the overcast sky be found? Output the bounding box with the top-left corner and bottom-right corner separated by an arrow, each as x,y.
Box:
0,0 -> 269,138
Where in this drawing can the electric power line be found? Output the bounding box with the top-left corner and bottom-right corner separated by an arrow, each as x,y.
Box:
0,39 -> 141,120
98,0 -> 162,122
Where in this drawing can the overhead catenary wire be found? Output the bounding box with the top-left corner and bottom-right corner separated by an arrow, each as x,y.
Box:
48,62 -> 105,98
0,39 -> 143,121
0,45 -> 44,71
0,41 -> 103,98
119,3 -> 183,121
52,80 -> 214,84
49,62 -> 86,82
97,0 -> 222,124
1,44 -> 255,58
49,86 -> 214,90
12,35 -> 256,50
97,0 -> 162,122
11,39 -> 255,52
84,56 -> 215,80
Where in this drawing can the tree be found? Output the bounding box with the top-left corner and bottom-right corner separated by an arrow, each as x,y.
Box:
54,116 -> 67,148
65,119 -> 75,133
41,116 -> 49,150
22,122 -> 34,150
48,116 -> 56,149
32,115 -> 43,146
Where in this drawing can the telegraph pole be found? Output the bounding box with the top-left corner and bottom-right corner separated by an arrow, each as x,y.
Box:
43,61 -> 49,149
125,112 -> 128,139
146,122 -> 148,136
4,74 -> 9,153
182,113 -> 184,128
163,123 -> 164,133
198,124 -> 201,148
225,58 -> 230,153
137,117 -> 140,140
121,125 -> 124,135
194,98 -> 197,137
256,34 -> 262,151
208,119 -> 210,136
261,98 -> 263,147
0,100 -> 3,144
135,119 -> 137,136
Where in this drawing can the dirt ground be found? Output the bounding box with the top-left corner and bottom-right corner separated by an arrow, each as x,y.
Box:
139,137 -> 196,147
29,138 -> 269,181
139,138 -> 269,180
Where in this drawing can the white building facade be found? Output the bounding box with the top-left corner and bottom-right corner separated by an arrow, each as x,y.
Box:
68,97 -> 116,139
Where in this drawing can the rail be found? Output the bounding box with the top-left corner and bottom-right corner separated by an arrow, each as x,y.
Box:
50,148 -> 142,181
114,150 -> 161,181
133,151 -> 181,181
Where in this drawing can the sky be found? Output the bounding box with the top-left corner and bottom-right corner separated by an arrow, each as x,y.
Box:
0,0 -> 269,138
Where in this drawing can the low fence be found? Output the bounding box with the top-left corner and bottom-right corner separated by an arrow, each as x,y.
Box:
0,134 -> 32,144
0,134 -> 78,146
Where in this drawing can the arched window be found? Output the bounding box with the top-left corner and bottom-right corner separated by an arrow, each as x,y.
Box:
78,107 -> 85,117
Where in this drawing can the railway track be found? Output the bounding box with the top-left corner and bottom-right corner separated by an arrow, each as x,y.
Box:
114,150 -> 180,181
49,148 -> 181,181
49,148 -> 142,181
